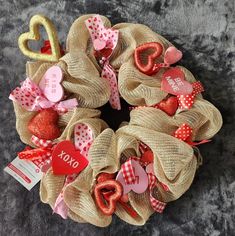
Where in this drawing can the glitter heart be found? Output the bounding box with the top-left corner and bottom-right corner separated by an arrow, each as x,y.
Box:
28,109 -> 61,140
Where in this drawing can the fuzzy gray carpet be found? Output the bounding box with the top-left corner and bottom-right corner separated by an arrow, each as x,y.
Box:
0,0 -> 234,235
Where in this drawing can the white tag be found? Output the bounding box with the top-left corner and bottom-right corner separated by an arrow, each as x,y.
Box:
4,156 -> 44,190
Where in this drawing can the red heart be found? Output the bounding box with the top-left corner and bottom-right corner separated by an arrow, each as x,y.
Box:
28,109 -> 61,140
94,180 -> 122,216
161,68 -> 193,95
164,46 -> 182,65
134,42 -> 163,75
156,96 -> 179,116
52,140 -> 89,175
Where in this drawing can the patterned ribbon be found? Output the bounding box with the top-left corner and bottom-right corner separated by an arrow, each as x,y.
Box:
177,81 -> 204,109
9,78 -> 78,114
85,15 -> 121,110
121,156 -> 167,213
173,123 -> 211,146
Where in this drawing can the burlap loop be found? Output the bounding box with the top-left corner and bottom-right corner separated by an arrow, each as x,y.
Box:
63,129 -> 118,227
40,108 -> 108,208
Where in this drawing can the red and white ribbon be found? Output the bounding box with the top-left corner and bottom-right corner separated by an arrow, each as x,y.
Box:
9,78 -> 78,114
121,156 -> 167,213
173,123 -> 210,146
85,15 -> 121,110
177,81 -> 204,109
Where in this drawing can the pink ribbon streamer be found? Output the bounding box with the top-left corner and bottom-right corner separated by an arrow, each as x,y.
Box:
121,156 -> 167,213
85,15 -> 121,110
53,123 -> 94,219
9,78 -> 78,113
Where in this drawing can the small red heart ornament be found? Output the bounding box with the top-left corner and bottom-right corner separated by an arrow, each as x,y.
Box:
156,96 -> 179,116
164,46 -> 182,65
134,42 -> 163,75
52,140 -> 89,175
28,109 -> 61,140
161,68 -> 193,95
94,180 -> 123,216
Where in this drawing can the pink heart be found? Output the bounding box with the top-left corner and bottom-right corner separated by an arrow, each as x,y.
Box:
116,160 -> 148,195
164,46 -> 182,65
93,38 -> 106,51
161,68 -> 193,95
39,66 -> 64,103
146,163 -> 154,175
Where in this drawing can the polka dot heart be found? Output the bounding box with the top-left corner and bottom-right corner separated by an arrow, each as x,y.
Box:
74,123 -> 94,160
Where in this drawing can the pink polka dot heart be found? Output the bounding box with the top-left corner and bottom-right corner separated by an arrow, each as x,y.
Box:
74,123 -> 94,160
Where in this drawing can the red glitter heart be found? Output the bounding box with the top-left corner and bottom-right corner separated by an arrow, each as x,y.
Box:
28,109 -> 61,140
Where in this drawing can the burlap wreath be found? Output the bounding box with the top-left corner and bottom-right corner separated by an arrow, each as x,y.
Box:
12,14 -> 222,227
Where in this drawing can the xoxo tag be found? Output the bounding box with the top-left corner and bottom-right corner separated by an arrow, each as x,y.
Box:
39,66 -> 64,103
116,160 -> 148,195
52,141 -> 88,175
161,68 -> 193,95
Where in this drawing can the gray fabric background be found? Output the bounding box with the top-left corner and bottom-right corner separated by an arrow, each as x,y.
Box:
0,0 -> 234,235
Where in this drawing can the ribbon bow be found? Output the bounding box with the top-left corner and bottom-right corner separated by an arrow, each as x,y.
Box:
173,123 -> 211,146
85,15 -> 121,110
9,78 -> 78,113
121,156 -> 167,213
177,81 -> 204,109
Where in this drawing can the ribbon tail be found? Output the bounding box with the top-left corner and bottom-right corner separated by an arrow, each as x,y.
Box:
53,194 -> 69,219
102,63 -> 121,110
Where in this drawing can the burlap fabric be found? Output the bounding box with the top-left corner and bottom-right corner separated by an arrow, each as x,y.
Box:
12,14 -> 222,227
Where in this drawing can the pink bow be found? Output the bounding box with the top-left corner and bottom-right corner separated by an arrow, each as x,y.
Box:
121,156 -> 167,213
173,123 -> 211,146
85,15 -> 121,110
9,78 -> 78,113
177,81 -> 204,109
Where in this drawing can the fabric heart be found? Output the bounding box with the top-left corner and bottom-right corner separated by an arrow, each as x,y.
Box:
116,160 -> 148,195
156,96 -> 179,116
161,68 -> 193,95
18,14 -> 61,62
94,180 -> 123,216
28,109 -> 61,140
134,42 -> 163,75
141,150 -> 154,163
164,46 -> 182,65
52,140 -> 88,175
39,66 -> 64,103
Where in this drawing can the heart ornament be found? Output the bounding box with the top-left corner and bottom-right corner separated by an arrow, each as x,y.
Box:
28,108 -> 61,140
164,46 -> 182,65
134,42 -> 163,75
156,96 -> 179,116
116,160 -> 148,195
39,66 -> 64,102
18,14 -> 61,62
52,140 -> 89,175
161,68 -> 193,95
94,180 -> 123,216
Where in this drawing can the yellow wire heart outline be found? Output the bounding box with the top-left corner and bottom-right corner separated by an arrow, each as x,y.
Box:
18,14 -> 61,62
